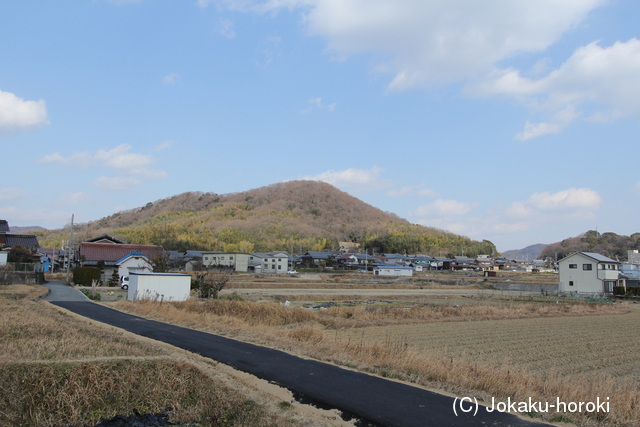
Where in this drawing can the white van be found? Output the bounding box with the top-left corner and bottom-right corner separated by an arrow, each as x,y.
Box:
120,275 -> 129,290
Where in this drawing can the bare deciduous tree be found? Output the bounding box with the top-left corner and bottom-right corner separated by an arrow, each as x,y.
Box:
194,266 -> 232,299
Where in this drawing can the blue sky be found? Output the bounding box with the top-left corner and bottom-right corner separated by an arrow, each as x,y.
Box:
1,0 -> 639,252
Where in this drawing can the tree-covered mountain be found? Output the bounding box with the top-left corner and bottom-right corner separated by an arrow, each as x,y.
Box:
540,230 -> 640,261
35,180 -> 496,256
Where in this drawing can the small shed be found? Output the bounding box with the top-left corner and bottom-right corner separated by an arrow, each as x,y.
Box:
127,272 -> 191,302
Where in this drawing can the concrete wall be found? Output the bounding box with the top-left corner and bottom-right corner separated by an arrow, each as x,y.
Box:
127,273 -> 191,302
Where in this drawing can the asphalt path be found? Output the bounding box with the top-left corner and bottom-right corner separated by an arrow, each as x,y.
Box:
46,294 -> 551,426
42,280 -> 89,301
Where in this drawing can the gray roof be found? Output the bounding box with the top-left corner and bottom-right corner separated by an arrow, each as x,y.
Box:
580,252 -> 620,263
4,234 -> 40,250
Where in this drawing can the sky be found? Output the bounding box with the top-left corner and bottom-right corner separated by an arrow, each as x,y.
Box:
1,0 -> 639,252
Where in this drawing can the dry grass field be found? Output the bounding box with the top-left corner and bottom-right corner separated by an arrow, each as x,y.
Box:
111,283 -> 639,427
0,284 -> 351,427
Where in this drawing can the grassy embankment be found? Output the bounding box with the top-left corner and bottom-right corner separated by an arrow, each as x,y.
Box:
0,284 -> 307,427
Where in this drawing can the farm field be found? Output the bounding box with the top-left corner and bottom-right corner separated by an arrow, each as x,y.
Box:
333,306 -> 640,380
109,271 -> 639,427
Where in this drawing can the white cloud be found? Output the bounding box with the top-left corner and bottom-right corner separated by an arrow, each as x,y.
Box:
387,184 -> 437,198
95,144 -> 153,170
301,97 -> 337,113
162,73 -> 181,85
54,192 -> 93,207
411,199 -> 472,218
0,188 -> 26,201
156,140 -> 175,150
474,39 -> 640,139
269,0 -> 604,89
0,90 -> 49,133
302,166 -> 387,190
40,144 -> 166,190
93,176 -> 142,190
217,18 -> 237,38
528,188 -> 602,211
217,1 -> 640,139
39,151 -> 93,167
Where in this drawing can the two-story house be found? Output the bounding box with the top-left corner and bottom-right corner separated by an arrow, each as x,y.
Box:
558,252 -> 621,294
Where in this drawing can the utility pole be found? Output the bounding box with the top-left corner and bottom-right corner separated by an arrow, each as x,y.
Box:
65,215 -> 74,284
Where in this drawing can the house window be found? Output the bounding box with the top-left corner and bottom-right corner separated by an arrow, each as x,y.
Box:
272,265 -> 276,269
569,264 -> 577,269
583,264 -> 592,271
278,265 -> 281,270
230,257 -> 234,260
569,281 -> 574,286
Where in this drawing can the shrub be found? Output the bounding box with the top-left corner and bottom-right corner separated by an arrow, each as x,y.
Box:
72,267 -> 101,286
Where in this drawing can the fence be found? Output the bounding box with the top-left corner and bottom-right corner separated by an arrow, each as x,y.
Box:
0,263 -> 45,285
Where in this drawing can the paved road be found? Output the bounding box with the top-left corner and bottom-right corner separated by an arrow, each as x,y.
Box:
48,299 -> 551,427
42,280 -> 88,301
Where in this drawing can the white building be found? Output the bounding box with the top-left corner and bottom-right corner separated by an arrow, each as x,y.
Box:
115,250 -> 154,278
558,252 -> 621,295
127,272 -> 191,302
373,266 -> 414,277
202,251 -> 289,273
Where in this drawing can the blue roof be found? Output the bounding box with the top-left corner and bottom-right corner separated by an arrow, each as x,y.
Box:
115,250 -> 148,264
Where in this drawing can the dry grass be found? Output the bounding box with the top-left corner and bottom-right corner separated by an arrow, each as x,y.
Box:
0,284 -> 301,427
113,296 -> 640,426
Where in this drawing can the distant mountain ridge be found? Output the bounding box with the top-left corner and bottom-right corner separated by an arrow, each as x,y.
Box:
9,225 -> 46,234
502,244 -> 547,261
35,180 -> 497,256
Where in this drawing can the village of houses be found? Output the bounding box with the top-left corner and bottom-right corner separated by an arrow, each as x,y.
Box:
2,219 -> 640,299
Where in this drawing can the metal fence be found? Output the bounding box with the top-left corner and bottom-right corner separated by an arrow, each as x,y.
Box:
0,263 -> 44,273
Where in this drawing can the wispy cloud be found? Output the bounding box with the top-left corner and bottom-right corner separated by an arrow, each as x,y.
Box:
40,144 -> 166,190
162,73 -> 181,85
301,97 -> 337,114
0,187 -> 26,201
301,166 -> 389,191
387,184 -> 438,198
217,18 -> 237,38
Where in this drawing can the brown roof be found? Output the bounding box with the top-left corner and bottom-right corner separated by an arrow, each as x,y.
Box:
79,242 -> 166,262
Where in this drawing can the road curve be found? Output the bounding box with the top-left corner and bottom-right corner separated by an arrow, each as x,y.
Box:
49,300 -> 550,427
42,280 -> 89,301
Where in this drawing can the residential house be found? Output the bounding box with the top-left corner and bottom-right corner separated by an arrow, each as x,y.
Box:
84,233 -> 126,244
558,252 -> 621,295
78,241 -> 166,280
300,251 -> 334,268
383,253 -> 410,266
336,253 -> 359,269
0,220 -> 40,260
115,250 -> 154,278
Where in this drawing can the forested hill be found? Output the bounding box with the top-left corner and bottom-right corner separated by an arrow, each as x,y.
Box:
35,180 -> 496,256
540,230 -> 640,261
